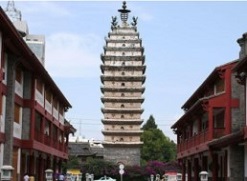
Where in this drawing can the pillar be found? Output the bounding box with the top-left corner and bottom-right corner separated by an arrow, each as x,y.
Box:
3,56 -> 17,166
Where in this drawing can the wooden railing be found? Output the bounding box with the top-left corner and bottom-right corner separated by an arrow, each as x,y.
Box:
178,128 -> 225,152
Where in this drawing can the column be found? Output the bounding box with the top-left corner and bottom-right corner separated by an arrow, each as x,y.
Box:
3,56 -> 16,166
208,106 -> 214,140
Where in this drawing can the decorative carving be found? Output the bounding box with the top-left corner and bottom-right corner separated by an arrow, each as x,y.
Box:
235,72 -> 246,85
111,16 -> 118,29
131,16 -> 138,26
217,69 -> 225,79
201,100 -> 209,112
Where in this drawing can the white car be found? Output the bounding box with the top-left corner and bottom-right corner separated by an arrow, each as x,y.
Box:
94,176 -> 116,181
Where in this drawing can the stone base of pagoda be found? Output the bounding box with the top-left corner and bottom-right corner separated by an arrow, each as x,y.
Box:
103,143 -> 141,166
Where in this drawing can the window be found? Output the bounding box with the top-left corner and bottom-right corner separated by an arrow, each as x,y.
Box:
59,106 -> 63,115
121,83 -> 125,87
214,108 -> 225,128
215,78 -> 225,93
121,104 -> 125,108
36,79 -> 43,93
14,104 -> 20,123
53,99 -> 58,109
45,90 -> 52,103
16,66 -> 22,83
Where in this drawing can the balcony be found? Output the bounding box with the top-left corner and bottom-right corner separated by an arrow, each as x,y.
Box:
177,128 -> 225,153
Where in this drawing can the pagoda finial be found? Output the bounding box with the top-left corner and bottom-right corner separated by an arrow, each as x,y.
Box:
118,1 -> 131,23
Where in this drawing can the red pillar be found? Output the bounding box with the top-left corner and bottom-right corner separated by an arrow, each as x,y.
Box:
208,106 -> 214,140
188,160 -> 192,181
41,117 -> 45,143
29,154 -> 35,175
225,69 -> 232,135
212,153 -> 218,181
182,161 -> 186,181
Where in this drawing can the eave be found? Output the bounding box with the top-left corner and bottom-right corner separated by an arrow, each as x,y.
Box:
100,87 -> 145,93
101,108 -> 144,114
182,60 -> 238,110
101,97 -> 144,103
101,75 -> 146,83
100,54 -> 145,63
101,119 -> 143,125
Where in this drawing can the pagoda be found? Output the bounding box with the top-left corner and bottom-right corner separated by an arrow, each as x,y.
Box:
100,1 -> 146,165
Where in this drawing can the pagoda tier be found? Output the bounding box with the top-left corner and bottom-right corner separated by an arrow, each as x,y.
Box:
105,38 -> 142,44
101,108 -> 144,114
102,130 -> 143,136
100,87 -> 145,93
101,55 -> 145,63
103,47 -> 144,54
101,119 -> 144,125
101,97 -> 144,103
100,65 -> 146,73
103,141 -> 143,147
100,75 -> 146,83
108,31 -> 140,37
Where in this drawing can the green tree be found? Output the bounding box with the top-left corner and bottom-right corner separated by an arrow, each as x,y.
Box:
62,155 -> 80,172
142,115 -> 157,130
141,115 -> 177,164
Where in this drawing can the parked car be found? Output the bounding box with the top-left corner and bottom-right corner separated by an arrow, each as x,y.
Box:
94,176 -> 116,181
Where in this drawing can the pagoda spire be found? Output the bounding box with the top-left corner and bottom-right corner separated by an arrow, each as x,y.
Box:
118,1 -> 130,24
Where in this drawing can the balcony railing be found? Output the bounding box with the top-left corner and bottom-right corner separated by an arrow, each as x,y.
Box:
177,128 -> 225,153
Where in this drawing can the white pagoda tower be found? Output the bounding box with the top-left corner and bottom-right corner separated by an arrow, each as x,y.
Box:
100,1 -> 146,165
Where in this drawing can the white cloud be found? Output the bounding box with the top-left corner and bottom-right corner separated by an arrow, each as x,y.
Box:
45,32 -> 102,78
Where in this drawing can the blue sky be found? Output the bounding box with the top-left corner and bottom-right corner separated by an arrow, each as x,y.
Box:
1,1 -> 247,142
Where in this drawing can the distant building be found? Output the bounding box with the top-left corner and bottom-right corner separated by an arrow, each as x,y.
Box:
0,3 -> 75,181
68,136 -> 103,161
100,1 -> 146,166
5,1 -> 45,65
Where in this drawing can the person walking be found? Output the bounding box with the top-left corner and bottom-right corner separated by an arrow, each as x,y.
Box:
58,173 -> 65,181
23,173 -> 29,181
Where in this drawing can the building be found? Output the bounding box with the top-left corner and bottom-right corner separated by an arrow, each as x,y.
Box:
100,1 -> 146,165
0,4 -> 75,181
171,30 -> 247,180
4,1 -> 45,66
68,136 -> 103,162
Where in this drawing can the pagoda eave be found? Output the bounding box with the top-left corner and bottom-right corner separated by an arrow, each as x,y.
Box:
101,87 -> 145,93
101,97 -> 144,103
103,141 -> 143,148
102,130 -> 143,136
100,54 -> 145,63
101,119 -> 144,125
100,65 -> 146,73
101,108 -> 144,114
101,75 -> 146,82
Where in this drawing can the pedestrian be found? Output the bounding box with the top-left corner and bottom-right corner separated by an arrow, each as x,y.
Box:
58,173 -> 65,181
23,173 -> 29,181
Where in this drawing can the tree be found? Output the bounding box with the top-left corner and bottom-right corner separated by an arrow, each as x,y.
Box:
142,115 -> 157,130
62,155 -> 81,172
141,115 -> 177,164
